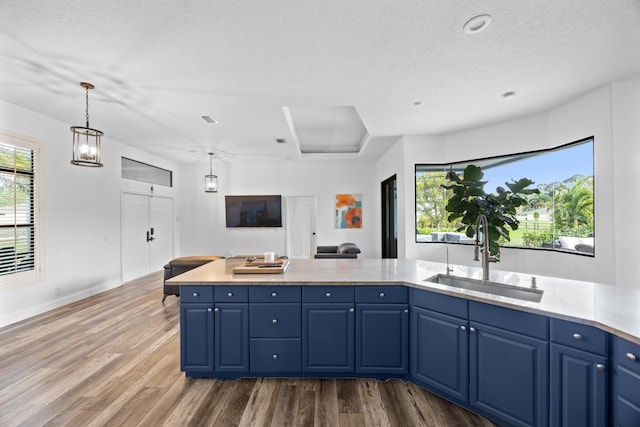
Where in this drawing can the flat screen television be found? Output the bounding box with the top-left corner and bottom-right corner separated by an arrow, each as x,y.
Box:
225,195 -> 282,227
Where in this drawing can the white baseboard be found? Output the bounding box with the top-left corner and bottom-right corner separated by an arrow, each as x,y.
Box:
0,279 -> 123,329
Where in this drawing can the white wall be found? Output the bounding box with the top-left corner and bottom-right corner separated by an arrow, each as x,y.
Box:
0,99 -> 179,327
177,159 -> 380,258
399,82 -> 639,286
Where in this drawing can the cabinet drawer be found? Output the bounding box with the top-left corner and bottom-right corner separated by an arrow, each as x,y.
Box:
356,286 -> 407,303
249,286 -> 301,303
614,336 -> 640,375
469,301 -> 548,340
411,288 -> 467,318
214,286 -> 248,302
250,304 -> 301,338
303,286 -> 354,303
250,338 -> 302,372
181,286 -> 213,303
551,318 -> 608,355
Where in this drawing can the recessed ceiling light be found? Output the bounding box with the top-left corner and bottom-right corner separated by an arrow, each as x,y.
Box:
413,101 -> 423,107
463,14 -> 492,34
201,115 -> 218,124
501,91 -> 517,100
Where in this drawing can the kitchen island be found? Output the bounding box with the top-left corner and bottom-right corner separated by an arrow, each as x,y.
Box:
169,258 -> 640,427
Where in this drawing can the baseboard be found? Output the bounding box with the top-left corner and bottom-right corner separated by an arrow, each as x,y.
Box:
0,279 -> 122,329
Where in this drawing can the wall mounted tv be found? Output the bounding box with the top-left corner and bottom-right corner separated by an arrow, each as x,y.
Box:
225,195 -> 282,228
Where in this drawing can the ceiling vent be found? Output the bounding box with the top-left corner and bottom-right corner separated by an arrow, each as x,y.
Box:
275,138 -> 287,144
201,115 -> 218,124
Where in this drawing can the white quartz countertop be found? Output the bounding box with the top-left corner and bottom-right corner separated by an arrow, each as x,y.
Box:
168,258 -> 640,345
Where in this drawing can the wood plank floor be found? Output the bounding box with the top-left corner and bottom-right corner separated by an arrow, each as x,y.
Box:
0,273 -> 497,427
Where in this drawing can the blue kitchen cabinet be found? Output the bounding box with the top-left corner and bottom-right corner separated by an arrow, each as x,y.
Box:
214,303 -> 249,372
469,301 -> 549,427
549,318 -> 608,427
355,303 -> 408,374
356,286 -> 408,374
411,305 -> 468,403
302,285 -> 355,373
213,285 -> 249,373
612,335 -> 640,426
249,286 -> 302,375
179,286 -> 215,374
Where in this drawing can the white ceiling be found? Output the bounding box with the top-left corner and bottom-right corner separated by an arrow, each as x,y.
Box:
1,0 -> 640,164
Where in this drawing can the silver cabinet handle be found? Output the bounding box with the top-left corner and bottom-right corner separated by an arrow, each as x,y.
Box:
469,327 -> 476,332
349,308 -> 354,313
207,308 -> 212,312
214,308 -> 219,313
573,333 -> 583,340
596,364 -> 606,371
404,309 -> 409,314
379,292 -> 385,298
272,354 -> 278,359
272,318 -> 278,324
325,292 -> 331,298
227,292 -> 233,297
461,325 -> 467,331
627,352 -> 638,362
192,292 -> 198,297
271,292 -> 278,297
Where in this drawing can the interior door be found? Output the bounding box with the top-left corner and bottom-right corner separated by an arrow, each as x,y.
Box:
122,193 -> 151,282
121,192 -> 174,282
286,196 -> 317,259
149,196 -> 174,272
381,175 -> 397,258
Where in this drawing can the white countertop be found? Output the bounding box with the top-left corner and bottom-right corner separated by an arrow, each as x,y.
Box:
169,258 -> 640,345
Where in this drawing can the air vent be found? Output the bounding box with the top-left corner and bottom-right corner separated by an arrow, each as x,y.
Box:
201,115 -> 218,124
275,138 -> 287,144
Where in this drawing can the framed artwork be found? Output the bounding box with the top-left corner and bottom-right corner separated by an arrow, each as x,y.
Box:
335,193 -> 362,228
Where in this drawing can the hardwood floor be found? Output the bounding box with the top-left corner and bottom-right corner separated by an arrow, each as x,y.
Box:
0,273 -> 497,427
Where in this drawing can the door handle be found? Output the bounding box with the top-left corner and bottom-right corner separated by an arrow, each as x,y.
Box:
146,231 -> 155,242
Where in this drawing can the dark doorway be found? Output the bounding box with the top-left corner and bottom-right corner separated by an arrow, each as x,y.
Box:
381,175 -> 397,258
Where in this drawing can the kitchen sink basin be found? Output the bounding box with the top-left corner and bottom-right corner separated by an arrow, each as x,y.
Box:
425,273 -> 544,303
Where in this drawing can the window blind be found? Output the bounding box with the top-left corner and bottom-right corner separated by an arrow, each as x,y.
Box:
0,143 -> 35,276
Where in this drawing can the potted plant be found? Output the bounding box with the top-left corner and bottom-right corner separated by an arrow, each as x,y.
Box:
442,164 -> 539,258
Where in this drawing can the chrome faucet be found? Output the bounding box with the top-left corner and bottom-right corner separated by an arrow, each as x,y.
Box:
474,214 -> 498,281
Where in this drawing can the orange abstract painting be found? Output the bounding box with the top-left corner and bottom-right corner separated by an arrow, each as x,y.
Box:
335,193 -> 362,228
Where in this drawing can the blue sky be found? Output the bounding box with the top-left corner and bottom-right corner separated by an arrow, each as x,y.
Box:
481,141 -> 593,191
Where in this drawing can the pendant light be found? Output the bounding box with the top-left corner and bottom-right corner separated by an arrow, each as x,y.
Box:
70,82 -> 104,167
204,152 -> 218,193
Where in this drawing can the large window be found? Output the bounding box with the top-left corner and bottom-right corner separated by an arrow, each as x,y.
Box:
415,138 -> 594,255
0,130 -> 42,286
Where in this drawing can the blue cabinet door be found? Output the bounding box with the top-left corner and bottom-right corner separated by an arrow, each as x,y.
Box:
356,304 -> 409,374
469,322 -> 549,427
302,303 -> 354,373
410,306 -> 468,403
550,343 -> 607,427
613,336 -> 640,427
180,303 -> 214,373
214,303 -> 249,372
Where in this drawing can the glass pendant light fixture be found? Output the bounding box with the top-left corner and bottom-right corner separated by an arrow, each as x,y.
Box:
204,152 -> 218,193
70,82 -> 104,167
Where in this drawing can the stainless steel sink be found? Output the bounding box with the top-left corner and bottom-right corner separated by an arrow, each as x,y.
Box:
425,274 -> 544,303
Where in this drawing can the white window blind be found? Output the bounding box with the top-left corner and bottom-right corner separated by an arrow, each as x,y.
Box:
0,130 -> 41,285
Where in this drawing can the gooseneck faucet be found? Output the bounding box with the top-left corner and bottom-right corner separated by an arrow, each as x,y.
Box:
474,214 -> 498,281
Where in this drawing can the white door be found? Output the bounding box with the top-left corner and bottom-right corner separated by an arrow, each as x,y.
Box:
286,196 -> 317,259
121,193 -> 174,282
149,196 -> 174,272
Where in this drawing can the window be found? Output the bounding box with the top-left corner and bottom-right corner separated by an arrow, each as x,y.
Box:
0,129 -> 42,286
415,138 -> 594,255
121,157 -> 172,187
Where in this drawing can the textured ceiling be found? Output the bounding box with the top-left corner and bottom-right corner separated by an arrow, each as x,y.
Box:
1,0 -> 640,164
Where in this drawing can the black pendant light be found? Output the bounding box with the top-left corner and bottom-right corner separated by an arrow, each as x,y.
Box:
70,82 -> 103,167
205,152 -> 218,192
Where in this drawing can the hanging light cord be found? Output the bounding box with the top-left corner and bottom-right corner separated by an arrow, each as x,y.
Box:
84,85 -> 90,128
